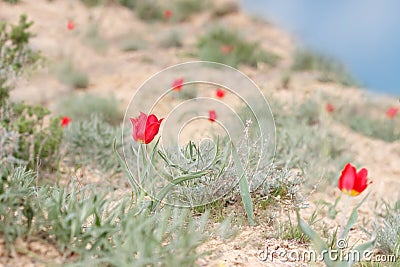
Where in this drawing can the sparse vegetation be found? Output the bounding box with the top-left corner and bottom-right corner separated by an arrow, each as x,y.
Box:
333,101 -> 400,142
135,0 -> 163,21
198,27 -> 280,68
55,60 -> 89,89
56,93 -> 122,125
292,48 -> 357,86
158,30 -> 183,48
1,2 -> 399,266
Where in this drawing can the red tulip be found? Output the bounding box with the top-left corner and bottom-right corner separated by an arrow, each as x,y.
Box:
326,103 -> 335,113
164,10 -> 172,20
386,107 -> 398,119
172,78 -> 184,91
338,163 -> 371,196
130,112 -> 163,144
61,116 -> 71,127
215,88 -> 225,98
209,110 -> 217,122
220,44 -> 233,54
67,20 -> 75,31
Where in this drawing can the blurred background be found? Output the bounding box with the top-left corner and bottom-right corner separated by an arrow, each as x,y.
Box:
243,0 -> 400,96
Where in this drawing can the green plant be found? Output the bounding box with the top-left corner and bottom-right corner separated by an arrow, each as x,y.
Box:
119,37 -> 148,52
198,27 -> 280,68
118,0 -> 136,9
55,60 -> 89,89
135,0 -> 163,21
56,92 -> 122,125
0,167 -> 37,246
3,0 -> 20,4
171,0 -> 208,21
292,49 -> 357,86
83,22 -> 108,52
158,30 -> 183,48
332,100 -> 400,142
0,14 -> 40,106
63,115 -> 121,173
0,167 -> 210,265
0,15 -> 61,171
211,0 -> 238,17
79,0 -> 106,7
297,194 -> 376,267
374,198 -> 400,259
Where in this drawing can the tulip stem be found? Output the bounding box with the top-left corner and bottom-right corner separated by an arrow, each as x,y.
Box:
339,194 -> 350,240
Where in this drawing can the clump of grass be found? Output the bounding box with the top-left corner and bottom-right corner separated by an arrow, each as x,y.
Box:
258,167 -> 304,208
55,60 -> 89,89
79,0 -> 105,7
0,167 -> 209,265
374,199 -> 400,259
119,37 -> 148,52
171,0 -> 208,21
135,0 -> 163,21
292,48 -> 357,86
240,96 -> 349,187
211,0 -> 239,17
198,27 -> 280,68
275,210 -> 317,243
118,0 -> 136,9
63,115 -> 121,173
158,30 -> 183,48
333,102 -> 400,142
56,92 -> 122,125
83,23 -> 108,52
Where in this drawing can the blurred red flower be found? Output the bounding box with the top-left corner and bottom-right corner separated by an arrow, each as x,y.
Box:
386,107 -> 398,119
208,110 -> 217,122
338,163 -> 371,197
61,116 -> 71,127
164,10 -> 172,20
326,103 -> 335,113
216,88 -> 225,98
130,112 -> 163,144
67,20 -> 75,31
220,44 -> 233,54
172,78 -> 184,91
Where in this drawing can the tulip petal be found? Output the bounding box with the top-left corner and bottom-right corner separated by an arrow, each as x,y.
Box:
338,163 -> 356,194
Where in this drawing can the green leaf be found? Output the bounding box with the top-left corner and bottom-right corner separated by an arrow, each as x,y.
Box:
296,209 -> 334,267
152,170 -> 210,210
113,139 -> 138,196
348,236 -> 376,266
231,142 -> 255,225
340,193 -> 369,240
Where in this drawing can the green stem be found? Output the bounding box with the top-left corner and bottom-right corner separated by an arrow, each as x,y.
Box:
339,193 -> 350,240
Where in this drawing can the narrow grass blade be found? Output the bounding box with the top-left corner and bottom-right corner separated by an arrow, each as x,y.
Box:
296,209 -> 333,267
113,139 -> 138,196
152,170 -> 210,210
231,143 -> 255,225
340,193 -> 369,240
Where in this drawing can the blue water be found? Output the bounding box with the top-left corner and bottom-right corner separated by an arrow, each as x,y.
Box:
242,0 -> 400,96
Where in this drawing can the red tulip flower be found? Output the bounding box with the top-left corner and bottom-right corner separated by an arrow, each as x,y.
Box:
215,88 -> 225,98
67,20 -> 75,31
386,107 -> 398,119
326,103 -> 335,113
130,112 -> 163,144
164,10 -> 172,20
338,163 -> 371,196
208,110 -> 217,122
61,116 -> 71,127
172,78 -> 184,91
